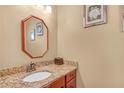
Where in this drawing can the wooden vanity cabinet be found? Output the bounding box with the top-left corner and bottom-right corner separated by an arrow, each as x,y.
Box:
65,70 -> 76,88
48,70 -> 76,88
66,78 -> 76,88
48,76 -> 65,88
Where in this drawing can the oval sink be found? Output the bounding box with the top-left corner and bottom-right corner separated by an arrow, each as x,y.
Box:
23,71 -> 52,82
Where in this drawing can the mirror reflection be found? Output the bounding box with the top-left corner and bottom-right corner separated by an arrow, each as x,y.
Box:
21,15 -> 48,58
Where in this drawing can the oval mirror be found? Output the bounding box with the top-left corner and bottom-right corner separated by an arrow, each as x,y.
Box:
21,15 -> 48,58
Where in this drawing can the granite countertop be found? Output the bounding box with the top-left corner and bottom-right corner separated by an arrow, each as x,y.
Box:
0,61 -> 77,88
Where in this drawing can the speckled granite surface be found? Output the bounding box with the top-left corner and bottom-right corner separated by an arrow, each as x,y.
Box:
0,60 -> 77,88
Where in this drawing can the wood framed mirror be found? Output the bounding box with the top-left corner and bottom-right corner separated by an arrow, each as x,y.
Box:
21,15 -> 48,58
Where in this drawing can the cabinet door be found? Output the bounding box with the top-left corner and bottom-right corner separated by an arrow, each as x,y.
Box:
66,70 -> 76,83
66,78 -> 76,88
48,76 -> 65,88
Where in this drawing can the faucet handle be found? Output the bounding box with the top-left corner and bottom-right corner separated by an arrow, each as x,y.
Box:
26,62 -> 36,72
30,61 -> 35,65
31,62 -> 36,69
30,61 -> 33,64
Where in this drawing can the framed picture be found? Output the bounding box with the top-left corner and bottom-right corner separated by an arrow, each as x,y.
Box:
36,22 -> 44,36
83,5 -> 107,28
30,29 -> 35,41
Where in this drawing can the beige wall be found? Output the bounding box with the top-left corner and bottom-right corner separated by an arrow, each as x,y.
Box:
57,5 -> 124,87
0,6 -> 57,69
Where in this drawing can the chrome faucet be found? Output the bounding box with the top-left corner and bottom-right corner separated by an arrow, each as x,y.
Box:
26,62 -> 36,72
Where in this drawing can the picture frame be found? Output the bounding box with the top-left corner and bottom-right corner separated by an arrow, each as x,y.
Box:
36,22 -> 44,36
83,5 -> 107,28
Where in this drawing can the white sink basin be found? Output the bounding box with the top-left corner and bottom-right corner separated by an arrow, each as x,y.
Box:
23,71 -> 52,82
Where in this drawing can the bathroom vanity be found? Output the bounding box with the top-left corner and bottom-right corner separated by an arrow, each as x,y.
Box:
0,60 -> 77,88
48,70 -> 76,88
0,15 -> 78,88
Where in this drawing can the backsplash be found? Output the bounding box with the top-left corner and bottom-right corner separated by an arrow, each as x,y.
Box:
0,60 -> 78,77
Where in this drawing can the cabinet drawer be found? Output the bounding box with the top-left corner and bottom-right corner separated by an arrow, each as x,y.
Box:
66,70 -> 76,83
66,78 -> 76,88
48,76 -> 65,88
